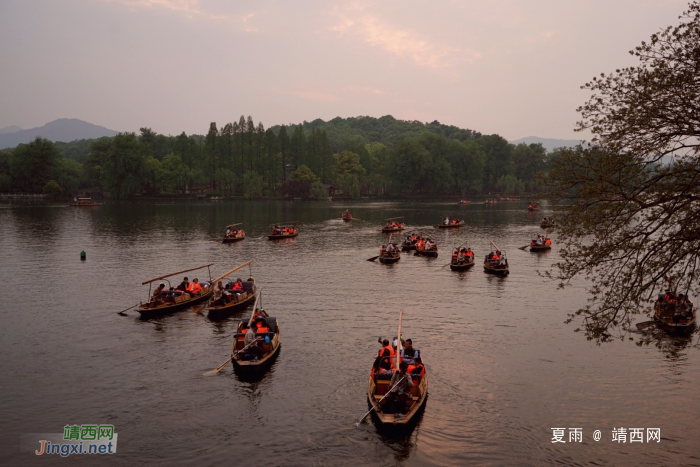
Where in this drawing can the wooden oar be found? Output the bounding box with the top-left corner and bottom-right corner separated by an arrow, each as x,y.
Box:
116,303 -> 139,315
211,260 -> 252,284
518,244 -> 530,250
636,321 -> 656,331
367,256 -> 380,262
355,376 -> 406,427
142,263 -> 214,285
203,289 -> 262,376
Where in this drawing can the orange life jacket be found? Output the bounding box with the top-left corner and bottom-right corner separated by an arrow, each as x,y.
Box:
256,325 -> 270,333
546,239 -> 551,245
466,251 -> 473,257
452,252 -> 458,260
233,282 -> 242,290
378,345 -> 395,358
188,282 -> 201,293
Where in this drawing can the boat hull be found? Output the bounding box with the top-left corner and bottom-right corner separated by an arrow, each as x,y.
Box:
401,244 -> 416,251
382,227 -> 404,233
136,286 -> 214,318
540,223 -> 555,229
415,249 -> 438,258
530,245 -> 551,252
268,233 -> 298,240
207,287 -> 256,316
450,260 -> 475,271
367,373 -> 428,427
379,255 -> 401,264
484,264 -> 509,275
653,302 -> 696,330
222,236 -> 245,243
437,222 -> 464,229
232,329 -> 281,371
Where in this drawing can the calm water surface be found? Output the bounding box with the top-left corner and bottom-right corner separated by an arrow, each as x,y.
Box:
1,200 -> 699,466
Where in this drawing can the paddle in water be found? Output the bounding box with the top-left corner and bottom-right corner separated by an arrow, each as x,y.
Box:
116,303 -> 139,316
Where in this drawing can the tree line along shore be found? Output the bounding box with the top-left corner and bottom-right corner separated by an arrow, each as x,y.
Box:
0,115 -> 565,199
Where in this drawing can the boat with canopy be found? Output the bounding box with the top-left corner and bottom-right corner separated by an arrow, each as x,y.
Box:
135,264 -> 214,318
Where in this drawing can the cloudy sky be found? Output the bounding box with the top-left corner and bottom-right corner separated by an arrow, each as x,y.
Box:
0,0 -> 689,140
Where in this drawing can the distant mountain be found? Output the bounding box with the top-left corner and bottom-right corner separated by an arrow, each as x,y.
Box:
0,118 -> 118,149
0,125 -> 22,135
509,136 -> 582,152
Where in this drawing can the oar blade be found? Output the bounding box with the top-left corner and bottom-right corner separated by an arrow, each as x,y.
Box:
367,256 -> 379,262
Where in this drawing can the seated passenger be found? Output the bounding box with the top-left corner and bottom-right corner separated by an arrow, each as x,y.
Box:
188,278 -> 202,295
400,338 -> 420,365
177,277 -> 190,292
386,364 -> 415,417
376,338 -> 395,372
152,283 -> 166,299
255,320 -> 270,333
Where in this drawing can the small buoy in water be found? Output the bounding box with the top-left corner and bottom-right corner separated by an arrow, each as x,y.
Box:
80,250 -> 86,260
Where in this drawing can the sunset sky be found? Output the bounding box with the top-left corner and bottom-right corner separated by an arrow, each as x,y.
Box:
0,0 -> 689,140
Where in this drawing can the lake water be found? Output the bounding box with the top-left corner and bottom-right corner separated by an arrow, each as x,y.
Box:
1,200 -> 698,466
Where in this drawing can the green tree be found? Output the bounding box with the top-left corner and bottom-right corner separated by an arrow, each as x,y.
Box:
279,125 -> 290,181
43,180 -> 62,197
292,164 -> 320,183
333,150 -> 366,178
56,158 -> 84,194
97,132 -> 145,198
477,134 -> 512,190
157,153 -> 187,192
543,1 -> 700,343
10,137 -> 61,192
310,181 -> 328,199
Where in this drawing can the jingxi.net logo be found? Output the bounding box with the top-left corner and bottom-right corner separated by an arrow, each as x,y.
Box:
21,425 -> 118,457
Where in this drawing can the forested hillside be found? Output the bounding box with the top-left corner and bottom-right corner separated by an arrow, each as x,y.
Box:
0,115 -> 560,198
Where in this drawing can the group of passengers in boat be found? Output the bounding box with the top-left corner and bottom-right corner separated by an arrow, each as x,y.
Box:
403,233 -> 420,246
151,276 -> 207,302
236,308 -> 274,361
212,277 -> 255,303
484,250 -> 506,266
373,337 -> 425,417
380,242 -> 399,255
272,225 -> 296,236
225,227 -> 243,238
442,217 -> 461,225
452,247 -> 474,263
384,221 -> 403,229
657,290 -> 695,318
541,217 -> 554,225
531,234 -> 551,247
416,237 -> 436,251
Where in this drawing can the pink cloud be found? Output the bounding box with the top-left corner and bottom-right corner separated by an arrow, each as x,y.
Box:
290,91 -> 342,103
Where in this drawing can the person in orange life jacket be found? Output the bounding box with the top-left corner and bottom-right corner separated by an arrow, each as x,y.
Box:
452,250 -> 458,261
187,278 -> 202,295
232,278 -> 243,293
255,320 -> 270,334
375,338 -> 395,371
242,325 -> 264,360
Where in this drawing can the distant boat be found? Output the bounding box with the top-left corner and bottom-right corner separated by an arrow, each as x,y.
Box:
68,197 -> 102,207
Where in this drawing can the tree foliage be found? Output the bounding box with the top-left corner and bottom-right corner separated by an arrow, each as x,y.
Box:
544,1 -> 700,343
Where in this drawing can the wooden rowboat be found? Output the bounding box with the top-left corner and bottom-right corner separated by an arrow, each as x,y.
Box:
342,212 -> 353,221
222,223 -> 245,243
540,222 -> 555,229
415,247 -> 438,258
366,311 -> 428,427
483,256 -> 509,275
136,285 -> 214,318
379,249 -> 401,264
653,296 -> 696,331
207,283 -> 256,317
231,313 -> 281,371
67,197 -> 102,207
382,225 -> 404,233
436,220 -> 465,229
450,257 -> 475,271
530,243 -> 551,252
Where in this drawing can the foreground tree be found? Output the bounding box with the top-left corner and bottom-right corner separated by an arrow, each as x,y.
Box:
9,138 -> 61,192
544,1 -> 700,343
